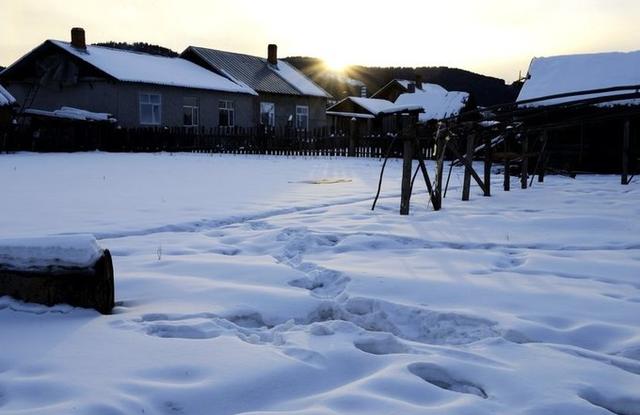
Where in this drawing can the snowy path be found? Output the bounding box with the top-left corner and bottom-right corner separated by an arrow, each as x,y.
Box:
1,153 -> 639,415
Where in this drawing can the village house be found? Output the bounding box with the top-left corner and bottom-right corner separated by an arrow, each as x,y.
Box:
181,44 -> 332,131
0,28 -> 258,129
516,50 -> 640,173
327,78 -> 473,134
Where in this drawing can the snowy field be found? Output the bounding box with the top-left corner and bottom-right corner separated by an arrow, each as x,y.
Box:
1,152 -> 639,415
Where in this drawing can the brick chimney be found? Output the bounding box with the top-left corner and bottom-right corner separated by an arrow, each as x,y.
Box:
268,44 -> 278,66
71,27 -> 86,49
415,74 -> 423,90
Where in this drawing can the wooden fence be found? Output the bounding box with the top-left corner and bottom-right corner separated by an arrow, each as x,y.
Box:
0,123 -> 411,158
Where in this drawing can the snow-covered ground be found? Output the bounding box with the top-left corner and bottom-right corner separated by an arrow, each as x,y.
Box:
1,152 -> 639,415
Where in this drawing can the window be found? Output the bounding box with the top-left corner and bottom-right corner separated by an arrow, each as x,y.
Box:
139,93 -> 161,125
219,100 -> 235,127
260,102 -> 275,127
296,105 -> 309,130
183,97 -> 199,127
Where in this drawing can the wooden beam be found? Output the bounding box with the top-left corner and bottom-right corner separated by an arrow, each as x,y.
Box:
521,134 -> 528,189
504,131 -> 511,191
448,143 -> 487,195
462,134 -> 474,201
484,134 -> 492,197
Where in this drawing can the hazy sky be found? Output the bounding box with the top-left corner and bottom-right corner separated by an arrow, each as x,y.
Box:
2,0 -> 639,81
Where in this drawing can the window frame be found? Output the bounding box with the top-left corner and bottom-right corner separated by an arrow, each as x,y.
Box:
218,100 -> 235,128
260,102 -> 276,127
295,105 -> 309,130
139,92 -> 162,126
183,97 -> 199,127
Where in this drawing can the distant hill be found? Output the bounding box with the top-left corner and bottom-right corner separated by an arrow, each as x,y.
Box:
93,42 -> 179,57
284,56 -> 522,107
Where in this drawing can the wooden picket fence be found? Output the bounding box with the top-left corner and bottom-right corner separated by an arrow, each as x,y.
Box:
0,124 -> 406,158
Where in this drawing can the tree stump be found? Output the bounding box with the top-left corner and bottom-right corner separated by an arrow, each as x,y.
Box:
0,236 -> 114,314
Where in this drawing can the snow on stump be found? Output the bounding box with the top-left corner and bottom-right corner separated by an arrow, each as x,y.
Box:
0,235 -> 114,314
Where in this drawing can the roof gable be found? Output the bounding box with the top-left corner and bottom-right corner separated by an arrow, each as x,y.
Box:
184,46 -> 331,98
517,50 -> 640,107
326,96 -> 394,116
395,84 -> 469,122
3,40 -> 257,95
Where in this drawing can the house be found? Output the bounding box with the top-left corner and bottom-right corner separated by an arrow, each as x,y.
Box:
0,28 -> 257,129
181,44 -> 332,131
0,84 -> 17,126
516,50 -> 640,173
326,96 -> 394,133
327,80 -> 473,133
370,78 -> 416,102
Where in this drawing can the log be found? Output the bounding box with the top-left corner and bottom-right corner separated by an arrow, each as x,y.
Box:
0,235 -> 115,314
484,135 -> 492,197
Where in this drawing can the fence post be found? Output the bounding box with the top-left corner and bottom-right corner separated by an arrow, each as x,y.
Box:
484,134 -> 492,196
504,131 -> 511,191
622,119 -> 630,185
521,133 -> 528,189
400,114 -> 415,215
462,134 -> 474,201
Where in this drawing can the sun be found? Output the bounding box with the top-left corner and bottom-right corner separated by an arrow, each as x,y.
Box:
323,56 -> 351,73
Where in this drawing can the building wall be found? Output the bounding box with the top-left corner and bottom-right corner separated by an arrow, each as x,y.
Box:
4,80 -> 256,129
257,93 -> 327,130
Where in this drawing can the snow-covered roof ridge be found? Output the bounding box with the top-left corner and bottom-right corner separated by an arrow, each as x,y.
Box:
272,60 -> 332,98
395,84 -> 469,122
48,40 -> 257,95
0,84 -> 16,107
517,50 -> 640,107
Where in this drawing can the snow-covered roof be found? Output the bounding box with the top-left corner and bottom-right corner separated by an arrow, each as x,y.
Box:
517,50 -> 640,107
183,46 -> 331,98
395,83 -> 469,122
44,41 -> 257,95
0,84 -> 16,107
349,97 -> 395,114
25,106 -> 116,122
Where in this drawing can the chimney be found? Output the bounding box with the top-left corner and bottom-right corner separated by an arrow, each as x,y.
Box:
268,44 -> 278,66
407,83 -> 416,93
71,27 -> 86,49
415,74 -> 423,90
360,85 -> 368,97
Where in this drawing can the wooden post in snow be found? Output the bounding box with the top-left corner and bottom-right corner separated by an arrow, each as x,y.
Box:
434,133 -> 445,210
504,131 -> 511,191
400,114 -> 414,215
348,118 -> 357,157
484,134 -> 492,196
462,134 -> 475,201
622,119 -> 630,185
521,134 -> 528,189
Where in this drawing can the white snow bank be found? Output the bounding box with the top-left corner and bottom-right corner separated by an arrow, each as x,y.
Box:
518,50 -> 640,107
49,40 -> 257,95
0,84 -> 16,107
395,83 -> 469,122
25,106 -> 116,122
0,234 -> 103,270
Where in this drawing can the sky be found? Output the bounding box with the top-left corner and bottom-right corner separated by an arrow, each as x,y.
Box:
2,0 -> 639,82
